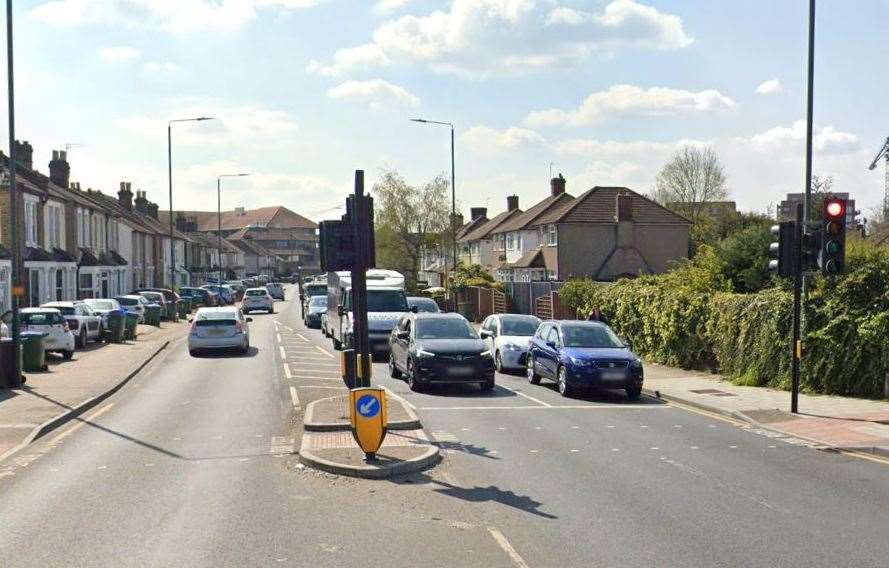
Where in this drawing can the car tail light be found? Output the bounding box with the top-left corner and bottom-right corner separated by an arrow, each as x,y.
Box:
189,319 -> 198,334
235,321 -> 245,333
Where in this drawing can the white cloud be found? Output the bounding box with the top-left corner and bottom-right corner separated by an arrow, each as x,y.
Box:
327,79 -> 420,110
99,45 -> 141,62
525,84 -> 735,127
31,0 -> 330,34
144,61 -> 181,73
310,0 -> 693,78
755,78 -> 783,95
748,120 -> 859,155
373,0 -> 413,16
307,44 -> 390,77
462,125 -> 545,153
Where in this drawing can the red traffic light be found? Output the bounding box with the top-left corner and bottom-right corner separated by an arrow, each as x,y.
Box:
824,199 -> 845,220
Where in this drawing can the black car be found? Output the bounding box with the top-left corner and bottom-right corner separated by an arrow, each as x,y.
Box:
304,295 -> 327,328
388,312 -> 495,392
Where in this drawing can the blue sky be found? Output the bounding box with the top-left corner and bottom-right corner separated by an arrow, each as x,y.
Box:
3,0 -> 887,223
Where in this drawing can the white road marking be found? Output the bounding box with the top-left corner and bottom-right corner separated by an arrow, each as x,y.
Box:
497,427 -> 507,431
279,346 -> 287,359
239,458 -> 249,462
691,446 -> 699,450
283,364 -> 292,379
276,333 -> 282,343
289,386 -> 301,409
97,465 -> 107,470
497,384 -> 551,407
291,375 -> 342,381
607,425 -> 616,429
729,445 -> 738,449
529,449 -> 539,453
51,403 -> 115,444
571,425 -> 579,429
650,447 -> 659,450
381,386 -> 417,410
570,449 -> 579,453
640,425 -> 649,428
145,463 -> 155,467
296,333 -> 309,342
315,345 -> 334,358
297,385 -> 345,390
419,405 -> 671,411
487,527 -> 530,568
611,448 -> 620,452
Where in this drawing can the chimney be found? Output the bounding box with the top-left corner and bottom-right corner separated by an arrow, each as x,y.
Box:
551,173 -> 566,196
507,195 -> 519,211
616,193 -> 633,222
470,207 -> 487,221
13,140 -> 33,171
185,216 -> 198,232
175,213 -> 188,232
134,190 -> 150,216
148,202 -> 159,220
49,150 -> 70,188
118,182 -> 133,210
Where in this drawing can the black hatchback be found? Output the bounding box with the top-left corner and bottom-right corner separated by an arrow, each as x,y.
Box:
388,312 -> 495,392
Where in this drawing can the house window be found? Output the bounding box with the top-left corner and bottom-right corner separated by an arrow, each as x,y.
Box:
547,225 -> 557,246
55,269 -> 64,300
470,242 -> 479,256
506,233 -> 514,251
79,273 -> 94,299
516,233 -> 523,251
24,196 -> 38,246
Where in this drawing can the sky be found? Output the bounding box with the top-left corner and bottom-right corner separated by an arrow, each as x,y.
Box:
2,0 -> 887,224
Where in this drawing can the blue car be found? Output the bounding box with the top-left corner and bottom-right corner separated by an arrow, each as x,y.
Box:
526,320 -> 644,399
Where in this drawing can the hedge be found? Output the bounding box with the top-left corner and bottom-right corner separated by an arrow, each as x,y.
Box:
560,240 -> 889,398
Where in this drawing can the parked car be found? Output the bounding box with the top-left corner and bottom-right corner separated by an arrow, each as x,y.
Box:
134,288 -> 180,307
135,291 -> 168,318
304,295 -> 327,328
115,294 -> 151,323
179,287 -> 215,308
480,314 -> 541,373
201,284 -> 234,305
41,301 -> 103,348
13,308 -> 76,359
242,287 -> 274,314
407,296 -> 440,313
388,312 -> 494,392
526,321 -> 644,399
225,281 -> 246,301
188,306 -> 252,356
82,298 -> 124,334
265,282 -> 285,300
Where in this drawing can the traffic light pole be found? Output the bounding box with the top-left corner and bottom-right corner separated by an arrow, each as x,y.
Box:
350,170 -> 372,388
791,204 -> 803,414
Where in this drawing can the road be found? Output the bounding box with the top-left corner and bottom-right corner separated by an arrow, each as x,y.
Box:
1,290 -> 888,567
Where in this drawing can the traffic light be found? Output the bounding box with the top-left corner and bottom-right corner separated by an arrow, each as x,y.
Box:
769,222 -> 796,278
819,197 -> 846,275
319,220 -> 354,271
801,228 -> 821,272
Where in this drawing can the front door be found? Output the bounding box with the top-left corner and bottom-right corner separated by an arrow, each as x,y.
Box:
29,269 -> 40,307
101,272 -> 109,298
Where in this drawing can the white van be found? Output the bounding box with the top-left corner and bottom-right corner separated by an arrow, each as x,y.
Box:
326,269 -> 409,354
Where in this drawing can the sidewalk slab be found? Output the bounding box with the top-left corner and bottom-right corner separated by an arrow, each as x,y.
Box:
643,362 -> 889,457
0,321 -> 188,462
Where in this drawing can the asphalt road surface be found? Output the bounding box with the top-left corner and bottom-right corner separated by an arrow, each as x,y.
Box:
1,291 -> 888,567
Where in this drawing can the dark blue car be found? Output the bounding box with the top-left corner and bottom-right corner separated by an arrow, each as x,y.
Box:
526,320 -> 644,399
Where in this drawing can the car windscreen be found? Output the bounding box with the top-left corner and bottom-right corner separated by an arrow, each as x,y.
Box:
309,296 -> 327,307
22,312 -> 63,325
501,317 -> 540,336
561,324 -> 624,348
245,289 -> 267,297
116,298 -> 138,306
87,300 -> 116,311
50,306 -> 76,315
415,318 -> 477,339
305,285 -> 326,297
409,299 -> 438,313
366,290 -> 408,312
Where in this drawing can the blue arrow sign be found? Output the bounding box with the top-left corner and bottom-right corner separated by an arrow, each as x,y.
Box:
356,394 -> 380,418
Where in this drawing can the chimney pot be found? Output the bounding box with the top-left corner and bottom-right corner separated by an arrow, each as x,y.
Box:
507,195 -> 519,211
13,140 -> 33,171
49,149 -> 71,189
551,173 -> 566,196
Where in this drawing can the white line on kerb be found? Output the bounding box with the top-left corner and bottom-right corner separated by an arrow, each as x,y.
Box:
51,403 -> 115,444
487,527 -> 530,568
289,387 -> 300,409
276,334 -> 282,343
497,384 -> 551,407
279,346 -> 286,359
291,375 -> 342,381
315,345 -> 334,358
283,364 -> 292,379
295,333 -> 309,342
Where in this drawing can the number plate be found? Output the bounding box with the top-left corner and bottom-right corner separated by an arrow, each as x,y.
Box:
449,366 -> 475,377
600,370 -> 626,381
207,328 -> 227,336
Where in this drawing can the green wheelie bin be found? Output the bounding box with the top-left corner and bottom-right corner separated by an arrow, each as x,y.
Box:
105,310 -> 126,343
20,331 -> 48,372
177,298 -> 190,320
164,301 -> 178,322
124,312 -> 140,341
145,304 -> 162,327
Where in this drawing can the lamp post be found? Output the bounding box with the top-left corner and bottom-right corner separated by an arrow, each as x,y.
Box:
168,116 -> 214,289
410,118 -> 457,275
5,0 -> 21,385
216,173 -> 249,285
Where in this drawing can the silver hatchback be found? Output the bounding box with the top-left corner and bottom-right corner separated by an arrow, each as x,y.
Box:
188,307 -> 252,356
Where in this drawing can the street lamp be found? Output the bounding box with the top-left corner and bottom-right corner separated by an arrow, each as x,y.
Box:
168,116 -> 214,289
217,173 -> 249,285
411,118 -> 457,274
5,0 -> 22,385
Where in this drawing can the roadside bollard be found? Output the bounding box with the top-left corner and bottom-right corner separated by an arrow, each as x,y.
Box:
341,348 -> 357,389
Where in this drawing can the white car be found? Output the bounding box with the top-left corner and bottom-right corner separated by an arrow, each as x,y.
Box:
479,314 -> 542,373
115,294 -> 150,323
41,301 -> 103,348
242,287 -> 274,314
188,306 -> 251,355
18,308 -> 76,359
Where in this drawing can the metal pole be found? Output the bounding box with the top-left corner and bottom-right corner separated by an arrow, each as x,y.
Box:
450,125 -> 456,273
803,0 -> 816,224
167,123 -> 175,290
791,204 -> 803,414
217,177 -> 223,285
6,0 -> 21,383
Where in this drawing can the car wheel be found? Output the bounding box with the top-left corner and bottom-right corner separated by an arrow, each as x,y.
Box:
189,349 -> 198,357
526,355 -> 541,385
406,360 -> 424,392
480,377 -> 495,391
78,328 -> 87,349
62,350 -> 74,361
625,386 -> 642,401
495,350 -> 503,373
557,366 -> 573,398
269,308 -> 274,314
389,353 -> 402,379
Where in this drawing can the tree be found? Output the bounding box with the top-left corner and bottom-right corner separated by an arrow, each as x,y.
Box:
717,223 -> 774,292
373,170 -> 450,292
652,146 -> 729,225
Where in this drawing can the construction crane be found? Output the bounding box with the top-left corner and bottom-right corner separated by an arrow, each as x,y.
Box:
868,137 -> 889,216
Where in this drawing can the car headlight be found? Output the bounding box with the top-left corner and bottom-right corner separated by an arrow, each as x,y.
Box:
480,349 -> 493,358
416,349 -> 435,358
630,359 -> 643,369
502,343 -> 522,351
570,357 -> 592,367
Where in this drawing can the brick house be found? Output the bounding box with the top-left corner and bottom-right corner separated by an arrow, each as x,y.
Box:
457,195 -> 523,272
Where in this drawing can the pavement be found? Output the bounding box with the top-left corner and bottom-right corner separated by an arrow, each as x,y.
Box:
644,363 -> 889,457
0,321 -> 188,461
1,292 -> 887,567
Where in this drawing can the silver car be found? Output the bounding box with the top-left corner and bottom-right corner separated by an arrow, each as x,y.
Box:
479,314 -> 542,373
188,307 -> 252,356
242,287 -> 274,314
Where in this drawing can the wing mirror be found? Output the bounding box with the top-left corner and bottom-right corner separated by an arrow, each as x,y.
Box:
396,330 -> 409,340
410,305 -> 419,313
480,330 -> 493,339
246,317 -> 253,322
337,305 -> 345,316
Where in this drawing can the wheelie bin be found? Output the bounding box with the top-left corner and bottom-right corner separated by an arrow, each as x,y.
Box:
0,339 -> 23,388
145,304 -> 162,327
177,298 -> 190,320
124,311 -> 140,341
164,301 -> 178,323
105,310 -> 126,343
20,331 -> 48,372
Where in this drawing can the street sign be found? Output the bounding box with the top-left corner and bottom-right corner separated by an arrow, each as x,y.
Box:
349,387 -> 387,460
